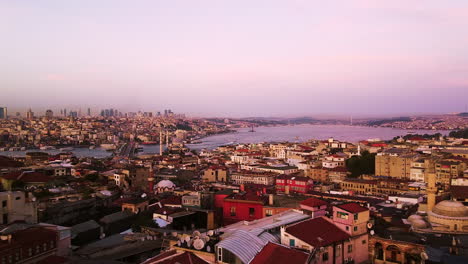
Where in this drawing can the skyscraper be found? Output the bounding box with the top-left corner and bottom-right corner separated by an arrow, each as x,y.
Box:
0,107 -> 7,119
87,108 -> 91,116
45,109 -> 53,118
26,109 -> 34,120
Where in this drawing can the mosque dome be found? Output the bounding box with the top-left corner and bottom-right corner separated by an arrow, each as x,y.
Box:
432,200 -> 468,218
412,219 -> 428,229
156,180 -> 176,189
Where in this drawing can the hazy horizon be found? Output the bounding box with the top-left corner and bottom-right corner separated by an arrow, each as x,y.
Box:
2,1 -> 468,116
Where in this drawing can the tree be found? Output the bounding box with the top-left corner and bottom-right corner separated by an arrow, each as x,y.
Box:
449,129 -> 468,139
131,211 -> 159,232
11,180 -> 25,190
84,173 -> 99,182
346,151 -> 376,177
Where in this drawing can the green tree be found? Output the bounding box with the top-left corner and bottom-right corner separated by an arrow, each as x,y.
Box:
84,173 -> 99,182
131,211 -> 159,232
346,151 -> 376,177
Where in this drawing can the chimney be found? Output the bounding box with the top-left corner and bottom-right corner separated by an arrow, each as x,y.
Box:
269,194 -> 274,206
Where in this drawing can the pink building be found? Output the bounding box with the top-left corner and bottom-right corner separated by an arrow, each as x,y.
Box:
280,202 -> 370,264
299,197 -> 328,218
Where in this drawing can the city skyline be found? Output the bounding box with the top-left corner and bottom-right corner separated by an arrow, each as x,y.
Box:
2,1 -> 468,116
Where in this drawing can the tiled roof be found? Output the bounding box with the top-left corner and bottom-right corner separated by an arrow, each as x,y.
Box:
285,217 -> 350,247
450,186 -> 468,200
250,242 -> 309,264
1,171 -> 51,183
300,197 -> 328,208
335,203 -> 368,213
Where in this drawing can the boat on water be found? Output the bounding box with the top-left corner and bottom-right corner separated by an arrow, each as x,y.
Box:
60,147 -> 74,151
89,145 -> 96,149
100,144 -> 117,150
40,146 -> 55,150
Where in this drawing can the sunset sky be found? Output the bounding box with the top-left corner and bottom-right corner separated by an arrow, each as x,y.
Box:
1,0 -> 468,116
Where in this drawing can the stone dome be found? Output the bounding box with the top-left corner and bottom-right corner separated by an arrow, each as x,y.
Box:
156,180 -> 176,189
412,219 -> 428,229
408,215 -> 423,223
432,200 -> 468,218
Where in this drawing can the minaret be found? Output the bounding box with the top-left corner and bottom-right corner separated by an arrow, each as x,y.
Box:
159,130 -> 163,155
166,131 -> 169,148
427,171 -> 437,212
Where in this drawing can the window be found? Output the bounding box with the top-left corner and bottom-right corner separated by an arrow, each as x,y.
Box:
15,197 -> 21,200
348,244 -> 353,253
362,240 -> 366,245
322,252 -> 329,261
230,207 -> 236,216
249,208 -> 255,217
337,212 -> 348,219
354,214 -> 358,220
289,239 -> 295,247
266,209 -> 273,216
1,201 -> 6,208
217,247 -> 222,262
345,226 -> 349,231
353,226 -> 358,232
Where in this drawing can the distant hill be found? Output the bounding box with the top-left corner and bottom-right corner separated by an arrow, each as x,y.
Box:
457,112 -> 468,117
366,117 -> 411,126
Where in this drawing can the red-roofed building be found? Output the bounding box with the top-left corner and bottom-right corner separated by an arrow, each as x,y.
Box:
0,227 -> 61,264
0,171 -> 52,190
281,203 -> 370,264
300,197 -> 328,218
250,242 -> 309,264
222,192 -> 266,225
276,174 -> 313,194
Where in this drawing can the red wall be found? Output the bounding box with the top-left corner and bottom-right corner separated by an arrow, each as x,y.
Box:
223,200 -> 264,225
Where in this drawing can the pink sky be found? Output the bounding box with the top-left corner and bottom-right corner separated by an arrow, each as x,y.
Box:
1,0 -> 467,116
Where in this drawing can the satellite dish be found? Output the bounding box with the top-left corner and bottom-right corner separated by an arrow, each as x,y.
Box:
206,245 -> 211,252
320,247 -> 325,252
141,193 -> 147,198
207,230 -> 214,236
192,230 -> 201,238
193,238 -> 205,250
370,230 -> 375,236
367,223 -> 373,229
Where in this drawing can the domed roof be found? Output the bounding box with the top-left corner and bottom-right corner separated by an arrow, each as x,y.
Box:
156,180 -> 176,188
412,219 -> 428,229
408,215 -> 423,223
432,200 -> 468,217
